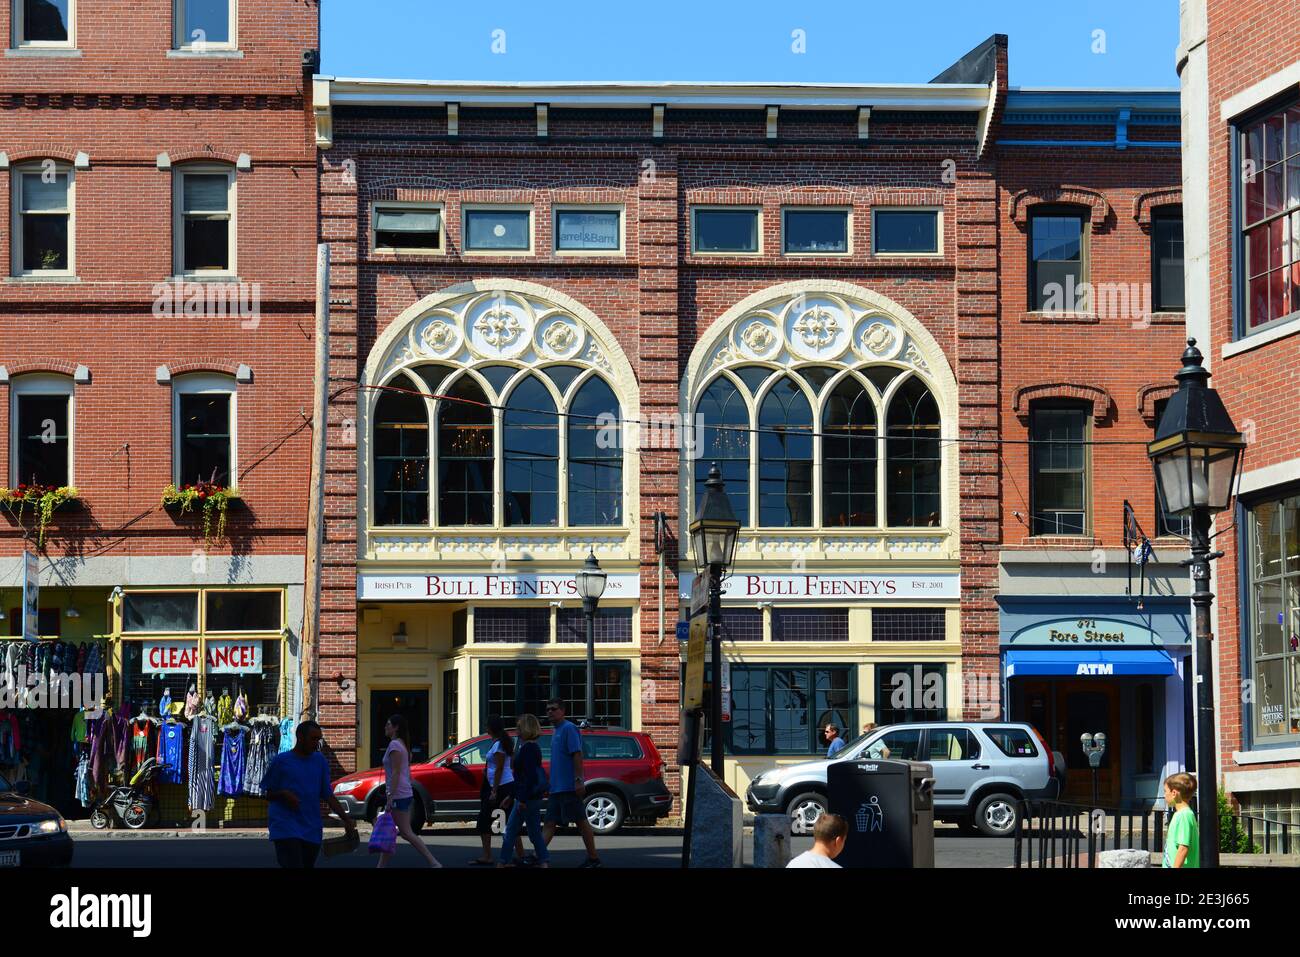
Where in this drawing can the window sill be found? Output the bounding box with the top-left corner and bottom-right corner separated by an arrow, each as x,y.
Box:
1231,745 -> 1300,765
167,49 -> 243,59
166,274 -> 243,283
5,47 -> 82,57
1147,311 -> 1186,325
1223,312 -> 1300,359
1021,311 -> 1099,324
1017,535 -> 1099,548
4,274 -> 81,284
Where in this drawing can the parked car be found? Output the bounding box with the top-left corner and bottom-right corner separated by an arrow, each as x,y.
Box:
0,772 -> 74,867
745,721 -> 1065,837
332,727 -> 672,835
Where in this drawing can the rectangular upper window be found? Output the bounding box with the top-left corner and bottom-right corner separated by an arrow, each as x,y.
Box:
463,208 -> 532,252
873,209 -> 939,255
1240,102 -> 1300,333
13,167 -> 73,276
554,208 -> 622,252
1030,211 -> 1087,311
11,378 -> 72,487
692,208 -> 759,254
1030,403 -> 1089,535
122,592 -> 199,633
373,204 -> 443,253
175,169 -> 235,274
14,0 -> 73,47
205,590 -> 281,632
783,208 -> 848,254
175,0 -> 235,50
1151,211 -> 1185,312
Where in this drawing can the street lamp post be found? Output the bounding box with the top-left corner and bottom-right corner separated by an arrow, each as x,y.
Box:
576,550 -> 607,726
1148,338 -> 1246,869
689,463 -> 740,778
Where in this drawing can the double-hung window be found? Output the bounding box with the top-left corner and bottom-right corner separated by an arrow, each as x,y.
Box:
1151,210 -> 1185,312
1240,101 -> 1300,332
174,376 -> 235,487
10,375 -> 73,487
1029,210 -> 1087,312
174,0 -> 235,51
1030,402 -> 1089,535
13,0 -> 74,47
13,165 -> 73,276
175,169 -> 235,275
1246,494 -> 1300,742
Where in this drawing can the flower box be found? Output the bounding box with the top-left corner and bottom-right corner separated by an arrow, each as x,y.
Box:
161,483 -> 242,544
0,484 -> 81,548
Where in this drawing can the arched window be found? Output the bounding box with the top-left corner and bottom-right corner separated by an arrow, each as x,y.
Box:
885,377 -> 941,527
373,374 -> 429,526
757,377 -> 813,527
567,376 -> 622,526
437,375 -> 493,526
822,377 -> 877,526
503,376 -> 558,526
695,376 -> 751,526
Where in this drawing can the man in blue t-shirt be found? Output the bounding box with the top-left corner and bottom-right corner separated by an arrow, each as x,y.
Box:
259,720 -> 357,868
540,698 -> 601,867
825,724 -> 847,759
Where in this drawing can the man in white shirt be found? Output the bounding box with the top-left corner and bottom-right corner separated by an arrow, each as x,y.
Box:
787,813 -> 847,868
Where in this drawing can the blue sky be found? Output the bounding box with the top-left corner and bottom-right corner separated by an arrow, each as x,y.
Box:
322,0 -> 1181,88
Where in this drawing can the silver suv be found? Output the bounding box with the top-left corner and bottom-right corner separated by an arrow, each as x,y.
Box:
745,721 -> 1065,837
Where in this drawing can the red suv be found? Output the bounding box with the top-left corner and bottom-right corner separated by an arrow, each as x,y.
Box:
332,728 -> 671,835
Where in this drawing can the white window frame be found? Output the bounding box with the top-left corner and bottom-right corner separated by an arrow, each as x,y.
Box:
461,204 -> 535,256
370,200 -> 445,256
780,206 -> 852,257
173,166 -> 237,278
691,205 -> 763,256
173,0 -> 237,52
172,374 -> 238,487
9,374 -> 75,487
11,163 -> 75,277
871,206 -> 944,257
12,0 -> 76,49
552,204 -> 625,256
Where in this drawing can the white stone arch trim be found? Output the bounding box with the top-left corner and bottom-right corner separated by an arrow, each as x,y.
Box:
681,280 -> 957,534
359,279 -> 639,548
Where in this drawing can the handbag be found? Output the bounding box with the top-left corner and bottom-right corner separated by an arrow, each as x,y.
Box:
368,811 -> 398,854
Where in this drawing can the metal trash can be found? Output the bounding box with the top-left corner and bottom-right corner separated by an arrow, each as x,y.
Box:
827,758 -> 935,868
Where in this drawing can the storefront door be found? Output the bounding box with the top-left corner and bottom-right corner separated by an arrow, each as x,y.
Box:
369,689 -> 430,770
1022,680 -> 1121,806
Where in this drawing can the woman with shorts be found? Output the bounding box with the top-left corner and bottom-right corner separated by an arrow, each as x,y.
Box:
377,714 -> 441,868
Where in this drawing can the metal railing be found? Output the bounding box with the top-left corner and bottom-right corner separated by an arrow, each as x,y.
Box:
1014,801 -> 1163,868
1242,814 -> 1300,855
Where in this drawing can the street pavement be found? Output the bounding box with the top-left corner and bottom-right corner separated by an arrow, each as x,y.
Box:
63,824 -> 1014,868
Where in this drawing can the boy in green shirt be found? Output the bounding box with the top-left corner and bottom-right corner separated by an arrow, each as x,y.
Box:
1162,772 -> 1200,868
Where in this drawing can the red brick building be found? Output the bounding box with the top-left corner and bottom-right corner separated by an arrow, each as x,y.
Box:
313,34 -> 1189,826
0,0 -> 318,817
1180,0 -> 1300,840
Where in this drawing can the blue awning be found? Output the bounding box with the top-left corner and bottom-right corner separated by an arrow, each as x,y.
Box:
1005,649 -> 1178,678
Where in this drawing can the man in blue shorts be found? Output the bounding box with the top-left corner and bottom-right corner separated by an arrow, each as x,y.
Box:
540,698 -> 601,867
259,720 -> 357,868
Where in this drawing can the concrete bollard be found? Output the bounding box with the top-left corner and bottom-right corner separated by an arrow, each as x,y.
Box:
753,813 -> 792,868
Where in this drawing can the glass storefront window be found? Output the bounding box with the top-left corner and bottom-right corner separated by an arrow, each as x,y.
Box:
205,591 -> 281,632
1248,493 -> 1300,741
205,639 -> 282,715
122,592 -> 198,633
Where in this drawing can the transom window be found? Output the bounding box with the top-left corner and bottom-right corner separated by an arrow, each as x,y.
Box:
694,365 -> 940,528
873,208 -> 940,255
463,208 -> 532,252
373,203 -> 443,253
693,207 -> 760,254
10,374 -> 73,487
13,164 -> 73,276
1240,101 -> 1300,331
373,366 -> 624,529
554,208 -> 622,252
783,208 -> 848,254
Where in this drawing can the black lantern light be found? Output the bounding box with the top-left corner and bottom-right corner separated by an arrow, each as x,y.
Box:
689,463 -> 740,575
1147,339 -> 1246,516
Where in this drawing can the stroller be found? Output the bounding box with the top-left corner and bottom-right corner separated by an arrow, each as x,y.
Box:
89,757 -> 169,830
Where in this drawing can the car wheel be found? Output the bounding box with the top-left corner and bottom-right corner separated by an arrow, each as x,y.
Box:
89,807 -> 109,830
584,791 -> 626,835
975,793 -> 1020,837
786,792 -> 827,835
410,800 -> 426,835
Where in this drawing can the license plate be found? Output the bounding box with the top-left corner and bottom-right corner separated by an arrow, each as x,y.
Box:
0,851 -> 18,867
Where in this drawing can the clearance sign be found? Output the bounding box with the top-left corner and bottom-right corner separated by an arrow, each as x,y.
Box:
142,640 -> 263,675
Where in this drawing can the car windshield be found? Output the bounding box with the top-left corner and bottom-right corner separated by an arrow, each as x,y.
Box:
836,731 -> 876,756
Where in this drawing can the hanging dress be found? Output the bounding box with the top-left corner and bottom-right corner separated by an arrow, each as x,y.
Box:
188,715 -> 216,811
157,720 -> 185,784
218,727 -> 247,796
